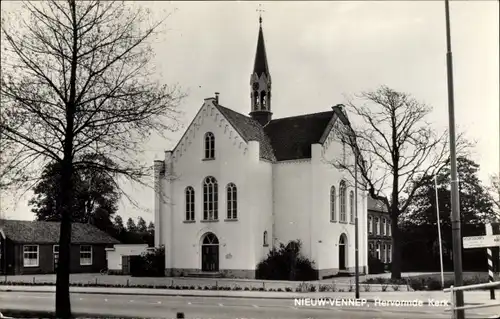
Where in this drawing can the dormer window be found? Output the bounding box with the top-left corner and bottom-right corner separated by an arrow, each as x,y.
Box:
204,132 -> 215,159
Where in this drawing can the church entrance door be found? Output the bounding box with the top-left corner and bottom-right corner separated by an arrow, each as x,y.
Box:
201,233 -> 219,272
339,234 -> 347,270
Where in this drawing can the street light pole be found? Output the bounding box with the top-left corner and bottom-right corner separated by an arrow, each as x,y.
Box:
444,1 -> 464,318
434,175 -> 445,289
354,151 -> 360,299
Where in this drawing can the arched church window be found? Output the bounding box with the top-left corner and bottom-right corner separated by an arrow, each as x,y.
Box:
260,91 -> 267,110
330,186 -> 336,221
226,183 -> 237,220
203,176 -> 218,221
263,231 -> 268,246
204,132 -> 215,159
339,180 -> 347,222
185,186 -> 195,221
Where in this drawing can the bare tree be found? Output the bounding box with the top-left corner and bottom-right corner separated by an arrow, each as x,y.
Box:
1,1 -> 184,317
331,86 -> 471,279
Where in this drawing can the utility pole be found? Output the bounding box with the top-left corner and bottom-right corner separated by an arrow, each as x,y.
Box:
354,149 -> 360,299
444,1 -> 465,318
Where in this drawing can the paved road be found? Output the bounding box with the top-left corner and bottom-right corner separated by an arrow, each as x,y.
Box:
1,292 -> 498,319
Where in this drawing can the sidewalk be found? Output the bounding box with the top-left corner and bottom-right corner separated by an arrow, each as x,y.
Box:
2,285 -> 500,306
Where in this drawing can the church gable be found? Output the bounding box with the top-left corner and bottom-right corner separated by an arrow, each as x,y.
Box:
171,98 -> 251,163
319,106 -> 352,154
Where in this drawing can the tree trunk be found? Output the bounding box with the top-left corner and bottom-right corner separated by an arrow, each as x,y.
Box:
55,157 -> 74,318
390,213 -> 402,279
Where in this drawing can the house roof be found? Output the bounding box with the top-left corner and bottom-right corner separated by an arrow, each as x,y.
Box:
215,104 -> 340,162
367,197 -> 388,213
0,219 -> 120,244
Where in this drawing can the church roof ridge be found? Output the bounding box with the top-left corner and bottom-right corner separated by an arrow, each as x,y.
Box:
216,103 -> 335,123
269,110 -> 334,122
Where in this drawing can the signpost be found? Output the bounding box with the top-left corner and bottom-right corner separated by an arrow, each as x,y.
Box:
463,226 -> 499,300
485,224 -> 496,300
462,235 -> 500,249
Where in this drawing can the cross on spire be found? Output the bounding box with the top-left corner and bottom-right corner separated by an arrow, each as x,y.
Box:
256,4 -> 265,24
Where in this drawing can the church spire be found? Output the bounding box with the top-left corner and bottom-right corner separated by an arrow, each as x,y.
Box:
253,15 -> 269,78
250,7 -> 272,126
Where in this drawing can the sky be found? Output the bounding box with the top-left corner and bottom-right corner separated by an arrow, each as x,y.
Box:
1,1 -> 499,223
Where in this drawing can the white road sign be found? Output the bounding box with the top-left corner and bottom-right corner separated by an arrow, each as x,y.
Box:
463,235 -> 500,249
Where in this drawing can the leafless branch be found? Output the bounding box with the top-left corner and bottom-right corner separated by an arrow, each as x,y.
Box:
328,86 -> 473,217
1,1 -> 184,194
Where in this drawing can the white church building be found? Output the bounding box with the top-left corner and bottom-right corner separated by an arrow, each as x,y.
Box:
154,17 -> 369,279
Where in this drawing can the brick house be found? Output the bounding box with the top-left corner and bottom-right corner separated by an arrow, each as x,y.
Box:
367,198 -> 393,265
0,219 -> 120,275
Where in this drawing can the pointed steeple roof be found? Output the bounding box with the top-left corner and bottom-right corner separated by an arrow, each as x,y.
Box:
253,18 -> 270,78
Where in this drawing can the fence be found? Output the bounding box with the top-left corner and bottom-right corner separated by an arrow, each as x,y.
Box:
0,274 -> 410,292
444,281 -> 500,319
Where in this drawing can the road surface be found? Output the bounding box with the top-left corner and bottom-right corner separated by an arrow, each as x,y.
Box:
1,291 -> 498,318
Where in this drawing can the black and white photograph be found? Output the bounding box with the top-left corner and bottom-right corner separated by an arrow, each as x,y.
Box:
0,1 -> 499,319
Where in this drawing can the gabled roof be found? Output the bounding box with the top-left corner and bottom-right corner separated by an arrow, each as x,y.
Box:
179,98 -> 350,163
0,219 -> 120,244
214,105 -> 339,162
264,111 -> 334,161
367,197 -> 388,213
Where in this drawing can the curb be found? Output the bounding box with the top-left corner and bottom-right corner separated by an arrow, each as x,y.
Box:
0,288 -> 485,306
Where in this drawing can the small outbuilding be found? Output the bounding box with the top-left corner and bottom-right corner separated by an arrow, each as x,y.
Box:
0,219 -> 120,275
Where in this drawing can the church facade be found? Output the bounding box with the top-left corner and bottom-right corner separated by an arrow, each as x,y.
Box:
153,18 -> 369,279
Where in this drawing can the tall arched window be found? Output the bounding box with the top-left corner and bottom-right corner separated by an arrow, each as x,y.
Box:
382,218 -> 386,236
203,176 -> 218,220
263,231 -> 268,246
339,180 -> 347,222
226,183 -> 237,220
204,132 -> 215,159
368,216 -> 373,234
375,217 -> 380,235
330,186 -> 336,221
185,186 -> 195,221
349,190 -> 354,223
